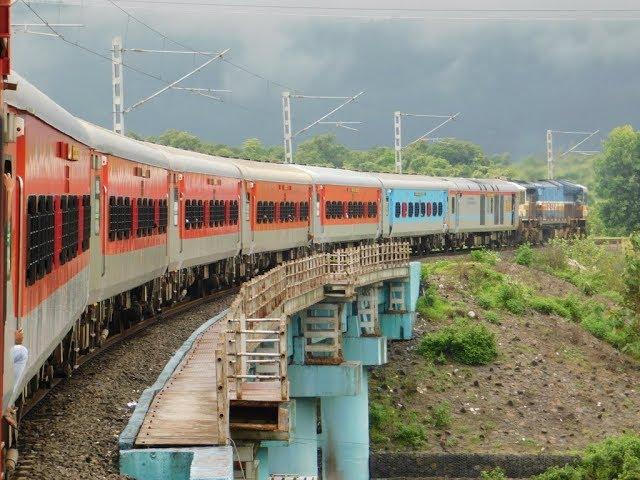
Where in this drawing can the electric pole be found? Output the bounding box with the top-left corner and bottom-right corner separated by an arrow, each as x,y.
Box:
111,36 -> 230,134
393,111 -> 459,174
282,91 -> 364,164
546,129 -> 599,180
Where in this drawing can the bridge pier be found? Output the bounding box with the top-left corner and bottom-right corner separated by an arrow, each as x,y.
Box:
118,245 -> 419,480
257,261 -> 421,480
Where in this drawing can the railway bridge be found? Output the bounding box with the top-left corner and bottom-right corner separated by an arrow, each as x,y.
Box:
119,242 -> 420,480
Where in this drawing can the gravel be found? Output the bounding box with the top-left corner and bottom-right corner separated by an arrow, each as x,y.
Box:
17,296 -> 232,480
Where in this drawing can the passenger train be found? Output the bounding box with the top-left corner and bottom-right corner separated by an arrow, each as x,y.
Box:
0,72 -> 587,458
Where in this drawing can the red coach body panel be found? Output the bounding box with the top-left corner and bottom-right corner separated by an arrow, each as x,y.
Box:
102,154 -> 168,255
11,109 -> 91,317
179,172 -> 241,239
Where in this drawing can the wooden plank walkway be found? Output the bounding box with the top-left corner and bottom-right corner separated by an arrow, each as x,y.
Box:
135,322 -> 228,447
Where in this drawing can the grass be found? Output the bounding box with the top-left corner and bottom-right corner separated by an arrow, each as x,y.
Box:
515,243 -> 534,266
535,238 -> 626,299
418,319 -> 498,365
421,250 -> 640,361
416,284 -> 456,321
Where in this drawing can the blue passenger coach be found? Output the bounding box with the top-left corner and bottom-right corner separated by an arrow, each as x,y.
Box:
373,173 -> 452,240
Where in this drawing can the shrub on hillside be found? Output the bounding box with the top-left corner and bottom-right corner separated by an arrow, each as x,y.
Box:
418,319 -> 498,365
533,435 -> 640,480
481,467 -> 507,480
416,284 -> 454,321
515,243 -> 534,266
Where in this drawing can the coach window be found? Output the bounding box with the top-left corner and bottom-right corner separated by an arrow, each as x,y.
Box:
394,202 -> 401,218
426,202 -> 432,216
401,202 -> 407,218
438,202 -> 443,216
420,202 -> 426,217
408,202 -> 414,218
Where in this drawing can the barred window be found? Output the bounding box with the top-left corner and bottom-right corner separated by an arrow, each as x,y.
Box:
137,198 -> 155,237
209,200 -> 226,227
256,201 -> 275,224
185,199 -> 205,229
279,201 -> 295,222
81,195 -> 91,251
426,202 -> 432,216
158,199 -> 168,233
401,202 -> 407,218
325,201 -> 344,219
394,202 -> 401,218
109,196 -> 132,241
229,200 -> 239,225
60,195 -> 79,264
438,202 -> 443,216
432,202 -> 438,217
408,202 -> 414,218
420,202 -> 426,217
26,195 -> 55,285
299,201 -> 309,221
367,202 -> 378,218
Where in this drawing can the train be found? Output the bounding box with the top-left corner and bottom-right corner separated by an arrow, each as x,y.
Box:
0,71 -> 587,465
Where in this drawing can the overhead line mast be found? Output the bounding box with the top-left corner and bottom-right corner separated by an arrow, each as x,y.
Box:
282,91 -> 364,164
393,111 -> 459,174
546,129 -> 599,180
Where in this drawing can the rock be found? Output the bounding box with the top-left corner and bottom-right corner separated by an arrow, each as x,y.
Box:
473,380 -> 480,387
468,310 -> 476,319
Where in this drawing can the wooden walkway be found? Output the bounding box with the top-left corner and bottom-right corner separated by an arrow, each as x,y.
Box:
134,322 -> 228,447
133,243 -> 411,448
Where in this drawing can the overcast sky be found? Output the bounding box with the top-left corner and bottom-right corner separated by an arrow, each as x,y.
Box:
12,0 -> 640,158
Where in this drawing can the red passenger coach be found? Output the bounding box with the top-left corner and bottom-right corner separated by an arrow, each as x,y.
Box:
82,122 -> 170,303
11,108 -> 91,317
4,74 -> 94,414
228,159 -> 312,259
158,147 -> 243,271
292,165 -> 382,244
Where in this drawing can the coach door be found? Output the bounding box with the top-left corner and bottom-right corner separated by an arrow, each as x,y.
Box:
480,194 -> 486,226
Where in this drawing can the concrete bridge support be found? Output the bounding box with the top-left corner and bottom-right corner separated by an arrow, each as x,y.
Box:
256,261 -> 421,480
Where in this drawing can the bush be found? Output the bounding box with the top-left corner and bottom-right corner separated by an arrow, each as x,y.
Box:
515,243 -> 534,266
481,467 -> 507,480
419,319 -> 498,365
495,283 -> 528,314
394,422 -> 428,448
430,401 -> 452,429
533,435 -> 640,480
470,248 -> 500,265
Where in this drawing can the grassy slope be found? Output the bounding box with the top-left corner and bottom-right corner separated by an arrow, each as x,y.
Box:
369,249 -> 640,455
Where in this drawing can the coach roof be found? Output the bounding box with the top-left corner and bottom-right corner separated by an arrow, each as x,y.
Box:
6,72 -> 92,146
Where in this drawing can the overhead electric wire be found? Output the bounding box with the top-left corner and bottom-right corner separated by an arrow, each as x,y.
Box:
19,0 -> 275,118
102,0 -> 300,92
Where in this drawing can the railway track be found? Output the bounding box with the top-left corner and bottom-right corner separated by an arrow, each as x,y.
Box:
19,286 -> 239,421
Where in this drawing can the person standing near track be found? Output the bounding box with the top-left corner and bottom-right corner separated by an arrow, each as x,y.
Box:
4,328 -> 28,428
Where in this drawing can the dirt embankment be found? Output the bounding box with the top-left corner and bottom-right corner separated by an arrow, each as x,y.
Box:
370,255 -> 640,455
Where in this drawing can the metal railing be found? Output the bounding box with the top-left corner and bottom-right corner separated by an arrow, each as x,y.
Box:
225,242 -> 410,401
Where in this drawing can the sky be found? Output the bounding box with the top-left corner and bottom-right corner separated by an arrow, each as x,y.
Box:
11,0 -> 640,158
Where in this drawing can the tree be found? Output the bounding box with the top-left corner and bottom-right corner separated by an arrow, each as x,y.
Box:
595,125 -> 640,234
295,134 -> 352,167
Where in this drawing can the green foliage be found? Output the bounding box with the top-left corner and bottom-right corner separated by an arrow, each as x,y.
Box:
416,284 -> 455,321
484,311 -> 501,325
394,422 -> 428,448
470,248 -> 500,265
624,232 -> 640,315
515,243 -> 534,266
533,435 -> 640,480
481,467 -> 507,480
430,401 -> 452,429
595,125 -> 640,234
536,238 -> 626,298
369,400 -> 429,449
418,319 -> 498,365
